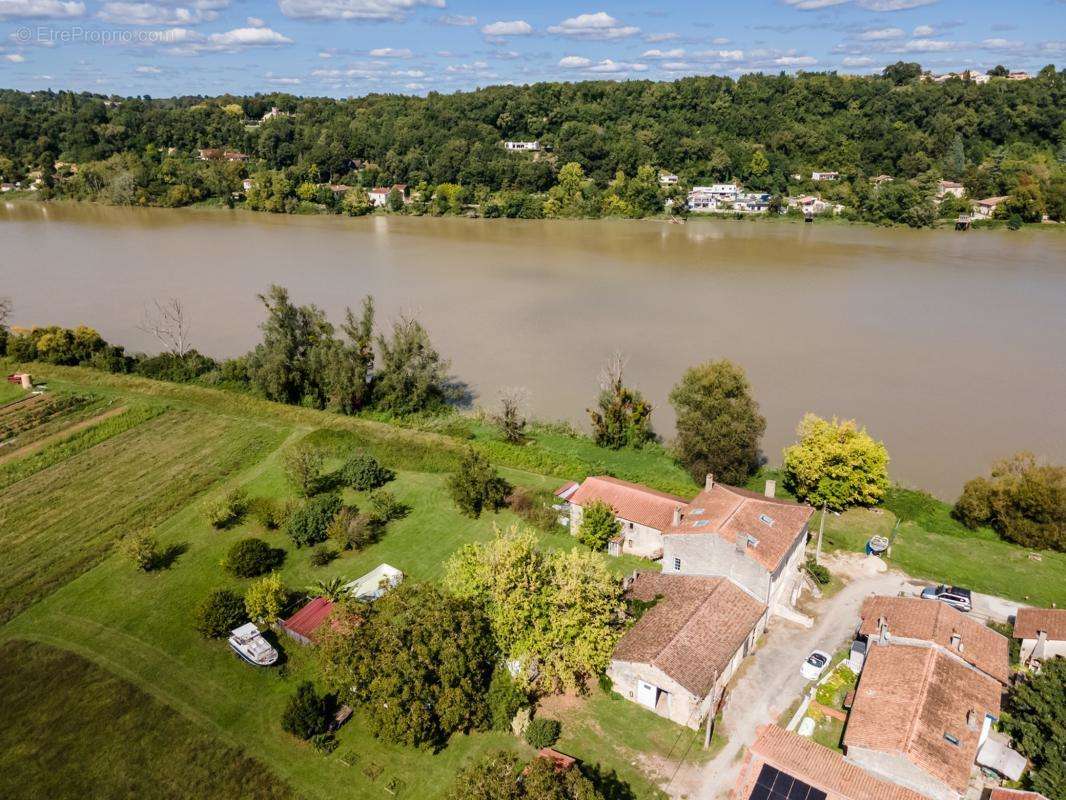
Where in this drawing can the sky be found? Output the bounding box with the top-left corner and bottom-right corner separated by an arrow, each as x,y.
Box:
0,0 -> 1062,97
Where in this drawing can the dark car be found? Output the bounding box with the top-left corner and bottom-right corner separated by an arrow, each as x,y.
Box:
921,584 -> 973,612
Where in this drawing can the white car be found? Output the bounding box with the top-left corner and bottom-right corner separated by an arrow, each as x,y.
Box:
800,649 -> 830,681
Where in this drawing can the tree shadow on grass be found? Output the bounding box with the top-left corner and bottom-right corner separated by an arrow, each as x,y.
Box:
580,763 -> 637,800
153,542 -> 189,570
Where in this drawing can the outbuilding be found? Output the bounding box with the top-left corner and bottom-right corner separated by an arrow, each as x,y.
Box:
1013,607 -> 1066,666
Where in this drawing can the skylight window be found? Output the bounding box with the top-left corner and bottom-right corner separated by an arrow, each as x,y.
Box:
944,733 -> 960,746
747,535 -> 760,547
759,514 -> 775,526
693,520 -> 710,528
690,507 -> 705,515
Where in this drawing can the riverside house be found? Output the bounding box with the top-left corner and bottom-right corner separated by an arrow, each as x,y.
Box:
566,476 -> 687,559
1013,607 -> 1066,666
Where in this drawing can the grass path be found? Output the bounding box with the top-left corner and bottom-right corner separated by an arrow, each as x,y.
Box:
0,404 -> 126,464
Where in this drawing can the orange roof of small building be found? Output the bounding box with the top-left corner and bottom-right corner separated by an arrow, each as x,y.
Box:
282,596 -> 334,641
1013,607 -> 1066,641
843,644 -> 1002,794
536,747 -> 576,773
733,725 -> 929,800
569,476 -> 687,532
988,790 -> 1050,800
613,572 -> 765,698
858,596 -> 1010,683
664,482 -> 813,572
977,196 -> 1009,205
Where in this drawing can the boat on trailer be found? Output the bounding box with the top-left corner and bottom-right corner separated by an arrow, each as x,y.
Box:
228,623 -> 279,666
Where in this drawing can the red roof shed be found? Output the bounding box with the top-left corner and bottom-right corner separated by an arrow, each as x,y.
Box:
282,597 -> 334,645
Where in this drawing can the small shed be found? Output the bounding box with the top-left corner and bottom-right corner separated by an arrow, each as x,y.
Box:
281,596 -> 334,645
977,736 -> 1028,781
536,748 -> 577,773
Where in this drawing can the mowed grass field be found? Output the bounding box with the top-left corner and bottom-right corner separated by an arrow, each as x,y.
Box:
0,639 -> 298,800
0,407 -> 285,623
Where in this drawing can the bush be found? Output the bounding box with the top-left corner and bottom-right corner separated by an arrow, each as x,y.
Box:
281,681 -> 333,740
286,494 -> 342,548
250,497 -> 285,530
205,488 -> 250,529
804,557 -> 832,586
782,414 -> 890,510
121,530 -> 160,571
486,668 -> 528,731
578,499 -> 621,551
326,506 -> 382,551
244,572 -> 289,623
447,449 -> 511,518
223,537 -> 285,578
194,588 -> 245,638
524,717 -> 561,749
309,545 -> 339,567
310,732 -> 338,754
508,486 -> 558,532
367,489 -> 407,523
284,444 -> 324,497
339,452 -> 395,491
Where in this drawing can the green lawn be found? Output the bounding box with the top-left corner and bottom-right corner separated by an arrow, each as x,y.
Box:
0,639 -> 298,800
0,381 -> 26,405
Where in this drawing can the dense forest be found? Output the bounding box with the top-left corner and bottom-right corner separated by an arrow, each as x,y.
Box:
1,61 -> 1064,225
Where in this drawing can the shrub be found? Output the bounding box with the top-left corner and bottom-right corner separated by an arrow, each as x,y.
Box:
249,497 -> 285,530
223,537 -> 284,578
309,545 -> 339,567
578,499 -> 621,551
194,588 -> 245,638
367,489 -> 407,523
804,557 -> 832,586
782,414 -> 890,510
121,530 -> 160,571
286,494 -> 342,548
205,488 -> 250,529
339,452 -> 395,491
281,681 -> 333,740
524,717 -> 561,749
284,444 -> 324,497
325,505 -> 382,551
508,487 -> 558,532
486,668 -> 528,731
987,620 -> 1021,666
310,732 -> 338,754
244,572 -> 289,623
447,449 -> 511,518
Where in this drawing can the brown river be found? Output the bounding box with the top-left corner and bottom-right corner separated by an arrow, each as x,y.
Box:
3,200 -> 1065,498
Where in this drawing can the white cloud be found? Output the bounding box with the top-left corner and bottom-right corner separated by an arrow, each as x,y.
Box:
278,0 -> 444,22
437,13 -> 475,26
643,32 -> 677,43
710,36 -> 730,45
265,75 -> 301,84
774,55 -> 817,66
842,55 -> 874,66
208,26 -> 290,46
642,47 -> 684,58
4,52 -> 26,61
912,24 -> 934,36
859,27 -> 904,40
97,2 -> 220,26
246,15 -> 264,26
135,63 -> 161,71
481,19 -> 532,36
547,12 -> 639,40
981,38 -> 1023,50
152,25 -> 293,54
558,55 -> 590,68
369,46 -> 411,56
780,0 -> 935,10
586,58 -> 646,73
695,48 -> 745,61
391,67 -> 423,76
0,0 -> 84,19
900,38 -> 963,52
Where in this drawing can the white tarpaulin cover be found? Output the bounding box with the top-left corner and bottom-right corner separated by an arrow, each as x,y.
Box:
977,737 -> 1027,781
343,563 -> 403,600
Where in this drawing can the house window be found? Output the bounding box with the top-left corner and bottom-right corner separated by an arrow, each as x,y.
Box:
673,557 -> 682,571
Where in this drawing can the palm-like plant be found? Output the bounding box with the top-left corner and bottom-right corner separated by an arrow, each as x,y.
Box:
309,577 -> 347,602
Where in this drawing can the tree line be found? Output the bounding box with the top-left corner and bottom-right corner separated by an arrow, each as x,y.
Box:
1,62 -> 1065,225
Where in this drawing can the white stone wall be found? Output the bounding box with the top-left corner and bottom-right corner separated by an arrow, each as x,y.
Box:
607,661 -> 708,729
844,747 -> 961,800
569,503 -> 664,558
1019,637 -> 1066,662
662,534 -> 772,603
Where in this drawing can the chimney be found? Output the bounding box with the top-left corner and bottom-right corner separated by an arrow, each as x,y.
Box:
878,615 -> 890,643
672,505 -> 683,527
705,473 -> 715,491
764,479 -> 776,498
950,631 -> 963,652
735,535 -> 748,555
966,709 -> 978,731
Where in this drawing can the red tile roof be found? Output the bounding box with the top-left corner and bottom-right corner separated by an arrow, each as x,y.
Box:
988,790 -> 1050,800
844,644 -> 1003,794
569,476 -> 687,532
664,482 -> 813,572
733,726 -> 929,800
613,573 -> 765,698
536,747 -> 577,773
282,596 -> 334,641
1013,607 -> 1066,641
859,596 -> 1010,683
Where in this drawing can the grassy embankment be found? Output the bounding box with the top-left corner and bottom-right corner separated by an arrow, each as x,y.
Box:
0,365 -> 702,800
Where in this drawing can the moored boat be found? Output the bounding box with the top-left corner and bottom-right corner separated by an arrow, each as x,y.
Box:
227,623 -> 279,666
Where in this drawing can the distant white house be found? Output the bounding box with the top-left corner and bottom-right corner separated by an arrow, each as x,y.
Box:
937,180 -> 965,200
0,183 -> 12,193
734,192 -> 771,213
659,171 -> 678,186
871,174 -> 894,186
788,195 -> 830,215
973,196 -> 1008,218
504,141 -> 540,151
687,183 -> 739,213
262,106 -> 289,121
1008,71 -> 1031,81
811,171 -> 839,181
368,187 -> 390,207
241,178 -> 254,191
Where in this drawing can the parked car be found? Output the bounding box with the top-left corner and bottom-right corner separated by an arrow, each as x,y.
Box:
920,584 -> 973,613
800,649 -> 830,681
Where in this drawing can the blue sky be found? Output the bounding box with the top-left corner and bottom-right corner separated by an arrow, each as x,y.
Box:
0,0 -> 1062,97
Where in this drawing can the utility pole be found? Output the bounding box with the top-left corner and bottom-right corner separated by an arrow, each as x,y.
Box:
815,501 -> 827,564
704,671 -> 720,749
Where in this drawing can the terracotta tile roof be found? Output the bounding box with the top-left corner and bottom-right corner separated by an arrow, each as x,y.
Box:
733,725 -> 929,800
858,596 -> 1010,683
612,573 -> 765,698
1013,607 -> 1066,641
988,790 -> 1050,800
844,644 -> 1003,794
664,482 -> 813,572
569,476 -> 687,532
282,596 -> 334,641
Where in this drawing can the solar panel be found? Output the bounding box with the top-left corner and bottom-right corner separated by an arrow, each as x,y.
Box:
749,765 -> 827,800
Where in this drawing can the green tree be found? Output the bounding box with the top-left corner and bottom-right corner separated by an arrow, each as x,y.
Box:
588,353 -> 654,449
492,388 -> 527,444
386,186 -> 405,212
447,449 -> 511,518
1003,658 -> 1066,798
325,296 -> 376,414
748,149 -> 770,178
244,572 -> 289,623
281,681 -> 333,741
782,414 -> 890,510
486,669 -> 528,731
339,451 -> 395,490
194,589 -> 245,638
284,443 -> 323,497
524,718 -> 561,749
669,359 -> 766,486
223,538 -> 284,578
577,499 -> 621,551
120,530 -> 161,571
1004,179 -> 1045,223
316,584 -> 495,748
373,314 -> 450,414
341,187 -> 372,216
286,493 -> 343,548
444,750 -> 607,800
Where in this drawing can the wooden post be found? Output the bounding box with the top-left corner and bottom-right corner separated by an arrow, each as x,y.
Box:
815,502 -> 826,564
703,672 -> 720,750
